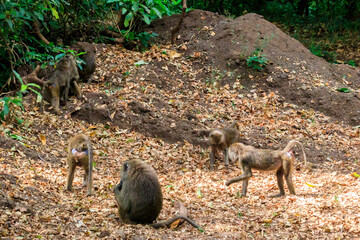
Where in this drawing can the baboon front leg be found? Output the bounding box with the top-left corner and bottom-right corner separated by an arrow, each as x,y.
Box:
225,164 -> 252,186
63,81 -> 70,106
66,163 -> 76,191
72,81 -> 83,99
210,146 -> 216,171
223,148 -> 229,168
50,87 -> 61,114
82,174 -> 88,187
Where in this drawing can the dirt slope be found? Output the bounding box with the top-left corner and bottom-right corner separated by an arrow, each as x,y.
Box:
145,10 -> 360,125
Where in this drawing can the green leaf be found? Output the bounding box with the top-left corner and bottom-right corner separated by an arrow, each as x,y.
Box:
131,3 -> 139,12
124,12 -> 133,27
36,94 -> 42,103
5,19 -> 13,30
20,84 -> 28,92
142,13 -> 151,25
196,188 -> 203,198
134,60 -> 148,66
140,4 -> 151,13
3,104 -> 9,116
34,11 -> 44,21
26,83 -> 41,89
55,53 -> 65,61
10,134 -> 23,141
28,88 -> 41,96
13,70 -> 24,85
50,7 -> 59,19
0,13 -> 6,19
15,117 -> 24,125
151,7 -> 162,18
337,88 -> 351,93
76,52 -> 87,56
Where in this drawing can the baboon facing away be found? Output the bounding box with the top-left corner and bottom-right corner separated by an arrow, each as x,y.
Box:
66,134 -> 93,196
208,121 -> 240,170
70,42 -> 96,83
114,159 -> 201,229
225,140 -> 307,197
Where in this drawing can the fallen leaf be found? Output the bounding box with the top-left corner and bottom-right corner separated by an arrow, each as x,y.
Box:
305,182 -> 323,187
170,219 -> 181,229
39,134 -> 46,146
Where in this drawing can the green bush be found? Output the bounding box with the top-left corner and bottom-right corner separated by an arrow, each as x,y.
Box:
246,47 -> 268,71
0,71 -> 41,124
0,0 -> 181,89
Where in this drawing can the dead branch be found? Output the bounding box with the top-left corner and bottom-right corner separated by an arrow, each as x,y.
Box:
22,65 -> 45,86
32,21 -> 50,45
171,0 -> 187,44
101,29 -> 125,44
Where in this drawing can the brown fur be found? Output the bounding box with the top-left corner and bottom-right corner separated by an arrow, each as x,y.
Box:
114,159 -> 201,229
66,134 -> 93,196
225,140 -> 307,197
208,121 -> 241,170
40,54 -> 80,114
70,42 -> 96,83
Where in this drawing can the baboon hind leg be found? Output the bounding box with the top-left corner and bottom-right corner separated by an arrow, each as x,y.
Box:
270,167 -> 285,198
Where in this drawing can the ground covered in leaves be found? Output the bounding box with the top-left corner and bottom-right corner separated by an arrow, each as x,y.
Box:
1,10 -> 360,239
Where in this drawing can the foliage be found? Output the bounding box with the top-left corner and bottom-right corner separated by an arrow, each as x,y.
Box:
347,60 -> 357,67
121,30 -> 159,48
0,0 -> 181,89
336,88 -> 351,93
246,47 -> 268,71
107,0 -> 181,28
309,43 -> 338,63
0,71 -> 41,124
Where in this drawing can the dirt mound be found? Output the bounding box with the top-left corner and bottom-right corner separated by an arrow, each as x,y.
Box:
145,10 -> 360,125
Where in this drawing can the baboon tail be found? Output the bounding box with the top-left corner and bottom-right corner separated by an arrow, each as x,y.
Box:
283,140 -> 307,166
150,215 -> 202,230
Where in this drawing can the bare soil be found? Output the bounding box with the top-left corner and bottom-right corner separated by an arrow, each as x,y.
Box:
1,10 -> 360,239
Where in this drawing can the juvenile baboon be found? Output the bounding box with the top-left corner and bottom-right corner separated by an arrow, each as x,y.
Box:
71,42 -> 96,83
225,140 -> 307,197
208,121 -> 241,170
114,159 -> 201,229
40,54 -> 80,114
66,134 -> 93,196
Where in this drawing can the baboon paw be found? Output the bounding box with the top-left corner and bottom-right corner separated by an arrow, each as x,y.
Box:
269,193 -> 285,198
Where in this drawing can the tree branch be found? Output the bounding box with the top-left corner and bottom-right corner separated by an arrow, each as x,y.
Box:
171,0 -> 187,44
32,21 -> 50,45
